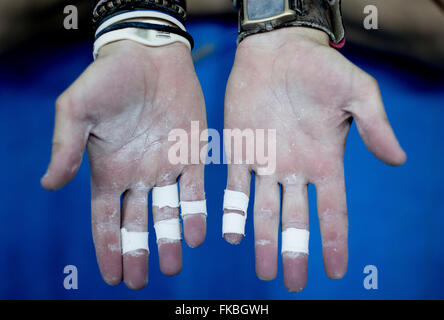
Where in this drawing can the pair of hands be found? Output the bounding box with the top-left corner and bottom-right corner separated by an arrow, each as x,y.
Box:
41,27 -> 406,292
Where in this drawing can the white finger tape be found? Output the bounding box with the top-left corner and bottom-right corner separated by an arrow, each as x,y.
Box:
281,228 -> 309,255
223,189 -> 249,213
222,190 -> 249,236
222,213 -> 246,236
154,218 -> 182,242
180,200 -> 207,217
152,183 -> 180,209
120,228 -> 149,254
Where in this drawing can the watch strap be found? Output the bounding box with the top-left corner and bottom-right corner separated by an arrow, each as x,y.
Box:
238,0 -> 345,46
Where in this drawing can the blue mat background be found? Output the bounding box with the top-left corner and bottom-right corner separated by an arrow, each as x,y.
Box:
0,20 -> 443,299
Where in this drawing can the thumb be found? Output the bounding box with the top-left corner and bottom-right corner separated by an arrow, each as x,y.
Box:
41,95 -> 90,190
347,77 -> 406,166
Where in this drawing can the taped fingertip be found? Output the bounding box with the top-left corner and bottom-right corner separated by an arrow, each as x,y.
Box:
154,218 -> 182,243
222,212 -> 246,237
222,190 -> 249,241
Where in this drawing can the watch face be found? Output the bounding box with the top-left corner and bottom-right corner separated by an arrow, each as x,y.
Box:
246,0 -> 285,20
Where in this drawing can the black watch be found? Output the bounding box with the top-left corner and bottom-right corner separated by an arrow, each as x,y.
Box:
236,0 -> 345,46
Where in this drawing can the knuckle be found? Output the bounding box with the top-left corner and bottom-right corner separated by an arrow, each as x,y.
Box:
55,91 -> 84,120
360,74 -> 380,97
282,220 -> 308,231
318,209 -> 347,224
254,208 -> 277,221
55,93 -> 69,112
154,207 -> 179,222
51,140 -> 63,154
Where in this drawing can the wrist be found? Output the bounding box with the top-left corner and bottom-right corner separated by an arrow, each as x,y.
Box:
238,27 -> 330,51
97,39 -> 189,60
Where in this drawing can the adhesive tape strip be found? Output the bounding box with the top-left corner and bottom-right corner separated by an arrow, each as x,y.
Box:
281,228 -> 309,255
223,189 -> 249,213
180,200 -> 207,217
154,218 -> 182,242
93,28 -> 191,60
222,190 -> 249,236
121,228 -> 149,254
152,183 -> 180,209
95,10 -> 186,36
222,213 -> 246,236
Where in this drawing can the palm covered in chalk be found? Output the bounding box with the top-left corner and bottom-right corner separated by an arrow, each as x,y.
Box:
41,41 -> 207,289
224,28 -> 406,292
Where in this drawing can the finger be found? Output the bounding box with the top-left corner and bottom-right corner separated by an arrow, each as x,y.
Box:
41,94 -> 90,190
152,182 -> 182,276
223,165 -> 251,245
281,179 -> 309,292
253,177 -> 280,281
121,187 -> 149,290
179,165 -> 206,248
348,77 -> 406,166
315,172 -> 348,280
91,189 -> 122,285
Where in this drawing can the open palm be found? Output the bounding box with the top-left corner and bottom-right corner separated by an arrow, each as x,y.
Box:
224,28 -> 406,292
42,40 -> 207,289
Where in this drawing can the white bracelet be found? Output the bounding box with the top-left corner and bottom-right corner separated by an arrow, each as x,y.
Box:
93,10 -> 190,60
93,25 -> 191,59
95,10 -> 186,36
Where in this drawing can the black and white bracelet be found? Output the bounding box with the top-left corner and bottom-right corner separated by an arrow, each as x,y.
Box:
92,0 -> 193,59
